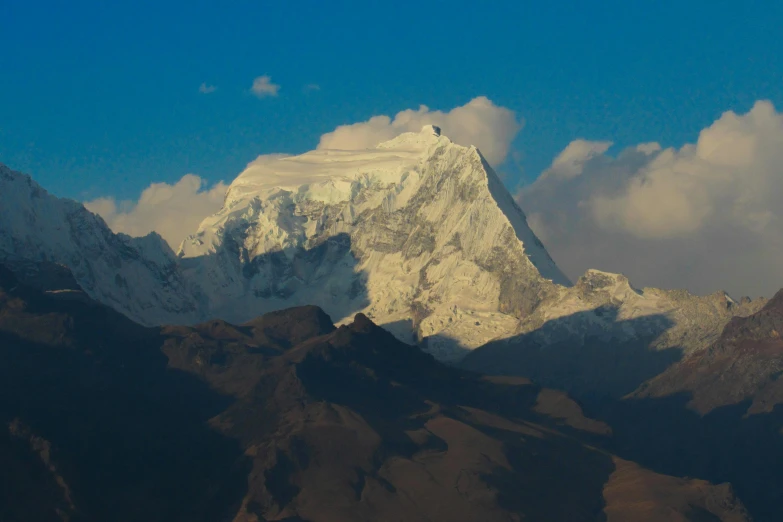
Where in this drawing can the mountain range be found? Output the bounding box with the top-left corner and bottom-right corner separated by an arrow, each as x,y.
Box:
1,126 -> 782,520
0,126 -> 765,364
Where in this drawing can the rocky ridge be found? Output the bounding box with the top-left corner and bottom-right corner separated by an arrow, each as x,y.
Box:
461,269 -> 765,398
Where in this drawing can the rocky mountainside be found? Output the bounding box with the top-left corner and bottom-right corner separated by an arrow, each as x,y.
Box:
0,264 -> 238,522
0,264 -> 752,522
587,289 -> 783,522
458,278 -> 783,521
461,269 -> 765,399
632,288 -> 783,414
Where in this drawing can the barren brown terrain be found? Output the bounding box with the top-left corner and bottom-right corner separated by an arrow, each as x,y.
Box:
0,264 -> 754,521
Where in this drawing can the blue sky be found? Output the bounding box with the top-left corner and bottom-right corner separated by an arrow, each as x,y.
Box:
1,0 -> 782,201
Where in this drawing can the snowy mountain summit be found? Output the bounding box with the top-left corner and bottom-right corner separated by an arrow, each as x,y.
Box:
178,125 -> 569,359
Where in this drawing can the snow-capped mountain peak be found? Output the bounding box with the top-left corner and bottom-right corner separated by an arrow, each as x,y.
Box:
177,128 -> 569,359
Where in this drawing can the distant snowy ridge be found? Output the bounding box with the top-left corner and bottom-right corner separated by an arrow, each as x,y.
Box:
0,163 -> 203,325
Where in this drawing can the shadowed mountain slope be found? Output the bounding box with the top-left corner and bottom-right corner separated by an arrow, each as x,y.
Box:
462,284 -> 783,521
635,288 -> 783,414
582,289 -> 783,521
0,264 -> 751,522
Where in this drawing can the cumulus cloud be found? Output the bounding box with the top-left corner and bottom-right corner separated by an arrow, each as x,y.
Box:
316,96 -> 522,165
518,100 -> 783,299
251,75 -> 280,98
84,175 -> 228,249
304,83 -> 321,92
541,140 -> 613,180
199,83 -> 217,94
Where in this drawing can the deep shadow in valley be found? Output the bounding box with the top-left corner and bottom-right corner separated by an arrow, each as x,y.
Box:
462,306 -> 681,401
462,304 -> 783,521
589,393 -> 783,522
0,265 -> 251,522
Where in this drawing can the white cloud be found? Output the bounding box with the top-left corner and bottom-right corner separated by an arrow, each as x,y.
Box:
541,139 -> 613,180
316,96 -> 523,165
251,75 -> 280,98
518,100 -> 783,299
199,83 -> 217,94
304,83 -> 320,92
84,175 -> 228,250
